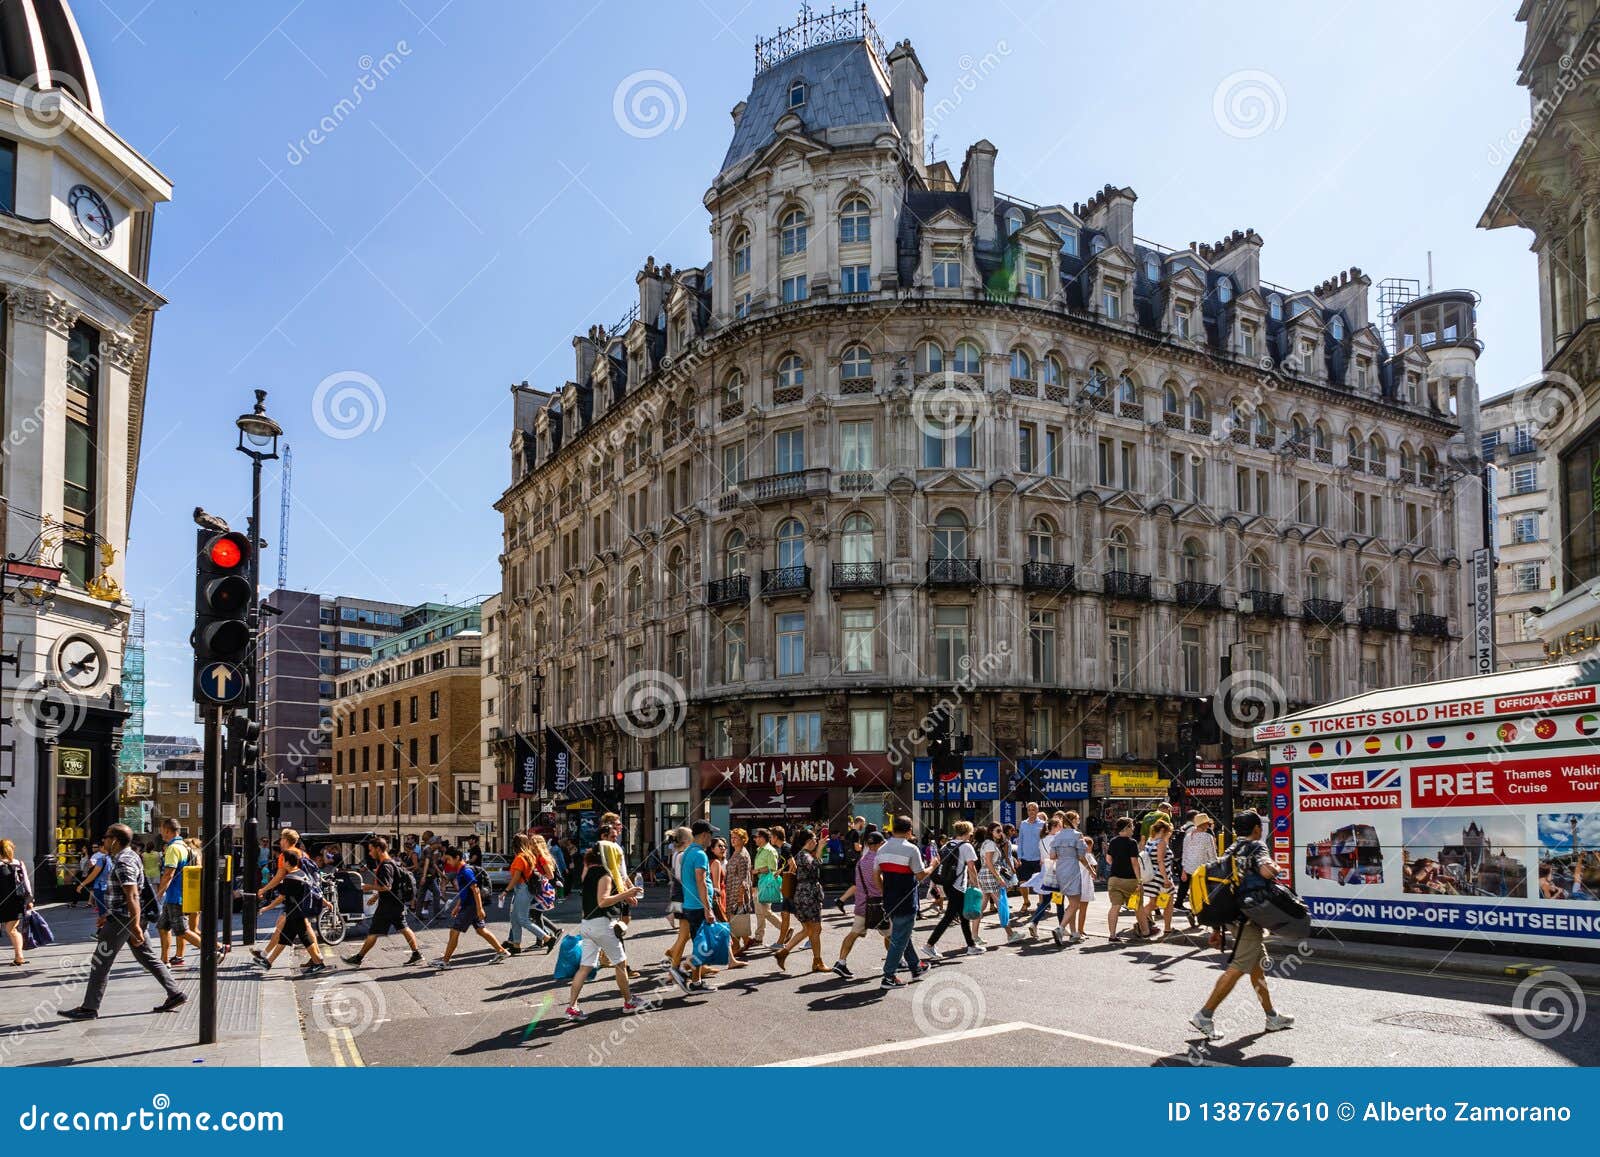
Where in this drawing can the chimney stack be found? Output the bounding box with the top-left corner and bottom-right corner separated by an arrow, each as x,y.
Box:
888,40 -> 927,177
962,139 -> 998,251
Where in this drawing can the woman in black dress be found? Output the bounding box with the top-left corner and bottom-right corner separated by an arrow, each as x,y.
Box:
0,838 -> 33,965
773,828 -> 826,974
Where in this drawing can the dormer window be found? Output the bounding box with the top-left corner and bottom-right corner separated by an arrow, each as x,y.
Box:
1101,280 -> 1123,320
1144,255 -> 1161,282
1023,256 -> 1047,298
1005,208 -> 1024,237
1240,323 -> 1256,358
1090,235 -> 1108,256
1059,230 -> 1079,257
788,81 -> 806,108
1329,316 -> 1346,340
932,246 -> 961,289
1216,276 -> 1234,304
1269,294 -> 1283,321
1175,303 -> 1192,339
1356,358 -> 1369,389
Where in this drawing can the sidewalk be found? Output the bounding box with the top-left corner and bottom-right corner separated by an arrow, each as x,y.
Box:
0,904 -> 308,1068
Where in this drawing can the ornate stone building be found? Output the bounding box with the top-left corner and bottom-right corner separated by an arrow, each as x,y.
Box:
496,5 -> 1475,849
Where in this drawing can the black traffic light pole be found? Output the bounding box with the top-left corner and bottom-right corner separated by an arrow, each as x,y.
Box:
1220,650 -> 1235,846
199,704 -> 222,1045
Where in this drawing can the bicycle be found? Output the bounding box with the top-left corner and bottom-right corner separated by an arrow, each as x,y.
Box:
316,873 -> 347,945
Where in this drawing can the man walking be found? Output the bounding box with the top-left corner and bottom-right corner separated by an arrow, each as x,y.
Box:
154,818 -> 204,967
876,816 -> 932,988
62,824 -> 186,1020
1015,802 -> 1046,915
343,836 -> 423,967
1191,811 -> 1295,1040
665,820 -> 717,993
434,845 -> 508,968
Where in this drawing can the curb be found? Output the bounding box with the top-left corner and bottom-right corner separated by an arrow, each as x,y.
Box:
1299,937 -> 1600,986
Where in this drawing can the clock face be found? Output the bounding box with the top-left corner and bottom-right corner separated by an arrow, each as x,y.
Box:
68,184 -> 114,249
55,634 -> 106,691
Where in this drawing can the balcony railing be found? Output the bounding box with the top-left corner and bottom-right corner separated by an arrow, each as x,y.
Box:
1022,560 -> 1075,591
761,566 -> 811,597
1240,590 -> 1284,617
1175,580 -> 1222,609
1411,612 -> 1450,638
927,557 -> 982,586
1303,598 -> 1346,626
831,561 -> 883,590
745,471 -> 806,501
1103,569 -> 1152,600
705,574 -> 749,607
1358,605 -> 1400,631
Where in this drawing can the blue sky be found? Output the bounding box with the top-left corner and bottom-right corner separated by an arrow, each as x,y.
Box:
78,1 -> 1536,737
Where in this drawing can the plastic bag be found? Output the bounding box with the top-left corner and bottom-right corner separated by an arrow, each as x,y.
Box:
552,933 -> 584,981
962,887 -> 982,919
692,920 -> 731,967
996,888 -> 1011,928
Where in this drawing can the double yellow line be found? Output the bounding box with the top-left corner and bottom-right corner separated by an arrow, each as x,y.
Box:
326,1027 -> 365,1066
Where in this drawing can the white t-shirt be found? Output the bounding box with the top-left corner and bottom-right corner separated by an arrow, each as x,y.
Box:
951,841 -> 978,892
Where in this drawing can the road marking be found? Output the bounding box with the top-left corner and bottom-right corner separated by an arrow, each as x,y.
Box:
768,1020 -> 1220,1067
325,1028 -> 365,1066
340,1027 -> 364,1066
326,1030 -> 345,1067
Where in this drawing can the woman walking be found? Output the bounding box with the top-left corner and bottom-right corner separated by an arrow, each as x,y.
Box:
505,834 -> 553,955
0,839 -> 33,966
751,828 -> 782,947
773,828 -> 827,973
724,829 -> 755,965
1137,819 -> 1176,938
924,821 -> 981,957
707,837 -> 745,970
565,847 -> 645,1021
832,830 -> 887,977
1049,811 -> 1092,946
1180,814 -> 1217,930
1027,812 -> 1066,938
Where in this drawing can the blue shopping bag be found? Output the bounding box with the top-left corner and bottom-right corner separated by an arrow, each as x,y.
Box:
552,933 -> 583,981
21,909 -> 53,950
962,886 -> 982,919
996,888 -> 1011,928
691,920 -> 731,967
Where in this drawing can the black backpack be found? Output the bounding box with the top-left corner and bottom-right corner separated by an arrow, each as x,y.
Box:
1170,827 -> 1187,872
933,841 -> 964,890
296,861 -> 323,916
389,861 -> 417,903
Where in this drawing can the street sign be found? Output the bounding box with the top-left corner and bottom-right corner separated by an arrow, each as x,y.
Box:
196,661 -> 245,704
1471,546 -> 1495,675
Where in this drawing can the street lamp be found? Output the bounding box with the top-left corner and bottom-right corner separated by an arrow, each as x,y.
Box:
234,389 -> 280,944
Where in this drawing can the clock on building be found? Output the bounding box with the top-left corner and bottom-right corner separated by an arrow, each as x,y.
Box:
68,183 -> 114,249
53,633 -> 107,692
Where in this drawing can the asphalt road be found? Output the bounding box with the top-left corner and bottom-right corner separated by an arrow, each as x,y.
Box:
281,893 -> 1600,1068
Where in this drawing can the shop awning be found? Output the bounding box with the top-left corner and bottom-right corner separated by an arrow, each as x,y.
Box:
727,790 -> 824,815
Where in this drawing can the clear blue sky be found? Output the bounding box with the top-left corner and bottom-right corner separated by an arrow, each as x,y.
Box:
80,1 -> 1535,737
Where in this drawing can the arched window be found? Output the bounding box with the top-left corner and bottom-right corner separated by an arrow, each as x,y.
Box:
1084,365 -> 1110,398
1312,422 -> 1329,451
667,546 -> 686,596
561,598 -> 575,638
932,509 -> 969,560
1216,275 -> 1234,303
626,567 -> 643,613
1009,347 -> 1033,380
678,388 -> 695,435
591,584 -> 607,622
1269,294 -> 1284,321
1257,408 -> 1277,441
952,340 -> 982,375
1106,527 -> 1131,572
1399,445 -> 1415,476
777,353 -> 805,389
1162,382 -> 1181,416
1347,430 -> 1364,464
1419,448 -> 1437,484
841,513 -> 874,563
1041,355 -> 1063,386
1188,391 -> 1209,421
1090,234 -> 1109,255
730,226 -> 751,277
839,196 -> 870,245
840,343 -> 872,380
917,340 -> 944,374
1361,567 -> 1381,608
724,531 -> 746,577
1367,435 -> 1387,472
1181,538 -> 1204,583
533,612 -> 546,652
723,370 -> 744,406
1413,576 -> 1434,616
776,518 -> 805,569
1144,254 -> 1162,282
779,207 -> 808,256
1117,372 -> 1139,407
1005,208 -> 1024,236
1329,315 -> 1346,341
1028,516 -> 1055,562
1243,551 -> 1268,594
1306,558 -> 1327,600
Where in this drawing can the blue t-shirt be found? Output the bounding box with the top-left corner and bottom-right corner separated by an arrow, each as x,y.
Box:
162,839 -> 189,903
456,864 -> 481,903
679,844 -> 712,910
90,851 -> 111,894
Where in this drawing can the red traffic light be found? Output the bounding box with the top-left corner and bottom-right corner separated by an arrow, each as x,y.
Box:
208,535 -> 246,569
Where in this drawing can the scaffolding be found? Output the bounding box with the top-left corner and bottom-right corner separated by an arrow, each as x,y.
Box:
117,605 -> 145,824
1377,277 -> 1420,355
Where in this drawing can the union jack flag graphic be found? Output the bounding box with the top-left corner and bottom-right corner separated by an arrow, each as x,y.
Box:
1297,767 -> 1403,794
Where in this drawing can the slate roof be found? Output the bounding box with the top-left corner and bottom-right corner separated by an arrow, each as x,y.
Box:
721,39 -> 892,174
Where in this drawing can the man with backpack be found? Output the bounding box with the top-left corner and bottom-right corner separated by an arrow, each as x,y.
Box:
1190,811 -> 1295,1040
154,819 -> 205,967
251,849 -> 329,974
433,845 -> 508,968
343,836 -> 424,968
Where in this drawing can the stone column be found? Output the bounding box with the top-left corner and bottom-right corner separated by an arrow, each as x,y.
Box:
1552,239 -> 1573,344
1585,190 -> 1600,319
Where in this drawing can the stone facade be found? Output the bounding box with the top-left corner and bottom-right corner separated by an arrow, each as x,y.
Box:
495,14 -> 1475,844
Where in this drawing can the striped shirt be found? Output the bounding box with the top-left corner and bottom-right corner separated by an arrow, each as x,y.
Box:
876,836 -> 924,916
107,848 -> 144,918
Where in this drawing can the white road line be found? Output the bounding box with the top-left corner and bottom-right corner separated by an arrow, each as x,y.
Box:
768,1020 -> 1221,1067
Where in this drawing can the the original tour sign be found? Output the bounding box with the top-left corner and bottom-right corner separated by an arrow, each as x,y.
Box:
699,754 -> 894,792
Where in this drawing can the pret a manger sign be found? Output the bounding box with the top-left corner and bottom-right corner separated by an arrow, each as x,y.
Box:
1259,673 -> 1600,949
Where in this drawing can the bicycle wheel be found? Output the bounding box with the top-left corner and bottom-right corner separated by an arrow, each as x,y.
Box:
319,907 -> 346,945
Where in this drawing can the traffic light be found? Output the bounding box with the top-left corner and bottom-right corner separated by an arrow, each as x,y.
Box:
1191,696 -> 1221,745
610,768 -> 625,808
227,707 -> 261,792
193,529 -> 253,705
